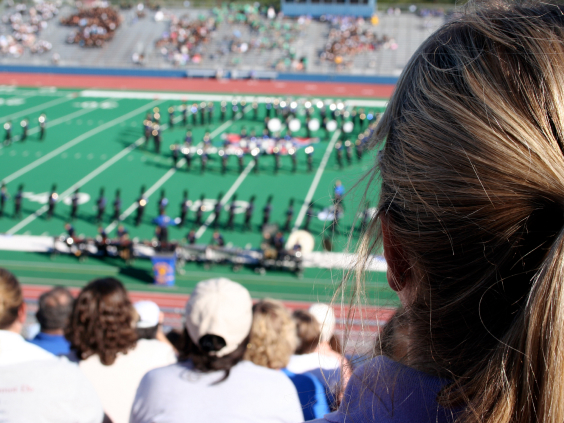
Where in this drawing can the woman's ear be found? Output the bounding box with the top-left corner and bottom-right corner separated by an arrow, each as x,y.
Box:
381,216 -> 410,292
17,302 -> 26,324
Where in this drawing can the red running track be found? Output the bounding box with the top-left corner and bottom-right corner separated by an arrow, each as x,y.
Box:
22,284 -> 395,332
0,72 -> 395,99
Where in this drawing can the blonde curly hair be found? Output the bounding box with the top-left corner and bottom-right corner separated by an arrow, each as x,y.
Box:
244,299 -> 297,370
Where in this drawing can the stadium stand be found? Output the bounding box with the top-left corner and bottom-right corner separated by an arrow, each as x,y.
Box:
0,2 -> 444,76
0,1 -> 58,57
60,6 -> 122,48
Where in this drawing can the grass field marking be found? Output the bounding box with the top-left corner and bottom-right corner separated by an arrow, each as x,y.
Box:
80,90 -> 389,108
105,105 -> 253,234
0,95 -> 74,125
105,159 -> 186,234
2,99 -> 162,184
0,259 -> 119,273
0,107 -> 101,148
8,99 -> 183,234
194,159 -> 256,239
0,87 -> 68,97
6,134 -> 153,235
293,129 -> 342,230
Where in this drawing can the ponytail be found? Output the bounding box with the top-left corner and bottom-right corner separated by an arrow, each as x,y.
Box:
352,4 -> 564,423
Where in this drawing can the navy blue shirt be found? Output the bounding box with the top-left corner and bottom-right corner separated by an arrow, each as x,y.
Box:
28,332 -> 71,356
318,356 -> 458,423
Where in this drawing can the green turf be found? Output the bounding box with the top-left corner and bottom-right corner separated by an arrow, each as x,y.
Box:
0,87 -> 395,304
0,250 -> 399,306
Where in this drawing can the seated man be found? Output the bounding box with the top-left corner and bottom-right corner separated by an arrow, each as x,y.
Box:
0,268 -> 104,423
29,286 -> 74,356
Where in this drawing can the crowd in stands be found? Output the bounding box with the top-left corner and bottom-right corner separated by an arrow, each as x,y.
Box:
154,14 -> 217,66
154,4 -> 309,71
0,268 -> 348,422
213,4 -> 309,71
319,16 -> 397,68
61,7 -> 122,47
0,2 -> 57,57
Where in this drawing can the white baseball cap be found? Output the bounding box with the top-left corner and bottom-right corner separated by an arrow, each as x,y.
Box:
134,300 -> 160,329
309,303 -> 335,343
185,278 -> 252,357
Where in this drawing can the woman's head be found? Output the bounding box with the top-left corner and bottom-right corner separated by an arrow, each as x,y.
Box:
293,309 -> 321,355
66,277 -> 137,365
181,278 -> 252,381
0,268 -> 23,330
364,3 -> 564,422
244,299 -> 297,369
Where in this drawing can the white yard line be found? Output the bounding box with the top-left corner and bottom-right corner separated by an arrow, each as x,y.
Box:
105,158 -> 186,234
0,107 -> 99,149
105,106 -> 252,234
292,130 -> 342,230
2,100 -> 161,184
0,95 -> 73,124
80,90 -> 389,109
0,86 -> 67,96
194,160 -> 255,239
6,136 -> 148,235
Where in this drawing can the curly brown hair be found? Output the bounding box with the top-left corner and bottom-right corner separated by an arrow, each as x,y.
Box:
65,277 -> 137,365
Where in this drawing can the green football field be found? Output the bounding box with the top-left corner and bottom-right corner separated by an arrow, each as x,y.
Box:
0,85 -> 396,306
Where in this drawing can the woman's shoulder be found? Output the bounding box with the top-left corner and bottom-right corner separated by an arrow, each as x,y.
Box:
327,356 -> 457,423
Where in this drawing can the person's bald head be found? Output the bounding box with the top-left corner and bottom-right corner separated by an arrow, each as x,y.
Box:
36,287 -> 74,332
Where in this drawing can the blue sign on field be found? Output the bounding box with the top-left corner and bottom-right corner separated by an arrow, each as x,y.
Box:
151,254 -> 176,286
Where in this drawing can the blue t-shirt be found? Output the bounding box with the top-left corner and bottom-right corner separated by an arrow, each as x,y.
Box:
282,368 -> 330,421
315,355 -> 458,423
334,185 -> 345,197
28,333 -> 71,356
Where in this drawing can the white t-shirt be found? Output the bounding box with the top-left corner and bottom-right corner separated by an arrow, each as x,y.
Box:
79,338 -> 177,423
0,330 -> 103,423
130,360 -> 304,423
286,353 -> 341,375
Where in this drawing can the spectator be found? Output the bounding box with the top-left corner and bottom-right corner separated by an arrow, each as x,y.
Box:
66,278 -> 176,423
0,2 -> 57,57
131,278 -> 303,423
133,300 -> 177,355
61,7 -> 121,48
319,16 -> 397,68
319,4 -> 564,423
0,268 -> 104,423
245,299 -> 329,421
287,305 -> 351,409
28,286 -> 73,356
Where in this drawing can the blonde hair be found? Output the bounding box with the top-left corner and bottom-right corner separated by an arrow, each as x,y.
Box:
244,299 -> 297,369
0,268 -> 23,329
354,3 -> 564,423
